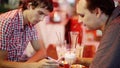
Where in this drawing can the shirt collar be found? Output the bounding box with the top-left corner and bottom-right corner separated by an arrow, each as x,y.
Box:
104,6 -> 120,32
106,6 -> 120,26
18,9 -> 24,30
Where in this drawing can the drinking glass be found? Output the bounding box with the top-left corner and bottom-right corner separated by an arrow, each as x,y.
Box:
70,31 -> 79,49
56,44 -> 66,59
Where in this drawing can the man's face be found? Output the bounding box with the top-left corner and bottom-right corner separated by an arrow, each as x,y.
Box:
76,0 -> 102,30
28,7 -> 50,26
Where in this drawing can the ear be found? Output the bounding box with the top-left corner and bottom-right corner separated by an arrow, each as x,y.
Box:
94,8 -> 102,18
27,3 -> 33,9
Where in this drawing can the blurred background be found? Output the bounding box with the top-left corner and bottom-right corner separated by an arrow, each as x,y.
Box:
0,0 -> 102,59
1,0 -> 119,67
0,0 -> 19,13
1,0 -> 119,64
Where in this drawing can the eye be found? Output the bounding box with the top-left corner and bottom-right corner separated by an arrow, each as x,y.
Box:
79,14 -> 85,18
40,14 -> 45,18
38,11 -> 44,15
76,0 -> 80,3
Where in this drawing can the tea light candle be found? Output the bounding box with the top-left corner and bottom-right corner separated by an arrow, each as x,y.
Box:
64,52 -> 76,64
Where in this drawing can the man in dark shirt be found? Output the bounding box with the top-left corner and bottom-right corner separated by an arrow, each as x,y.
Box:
75,0 -> 120,68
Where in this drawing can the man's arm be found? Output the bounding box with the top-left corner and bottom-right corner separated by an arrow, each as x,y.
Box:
0,50 -> 8,60
0,60 -> 40,68
0,50 -> 59,68
0,50 -> 40,68
27,39 -> 46,62
75,57 -> 93,67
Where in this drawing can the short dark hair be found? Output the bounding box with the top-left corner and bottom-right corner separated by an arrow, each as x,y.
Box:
19,0 -> 53,12
86,0 -> 115,16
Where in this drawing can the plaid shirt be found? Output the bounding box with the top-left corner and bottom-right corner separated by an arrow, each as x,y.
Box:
0,9 -> 38,61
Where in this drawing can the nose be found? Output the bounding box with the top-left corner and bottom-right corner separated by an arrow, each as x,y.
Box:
39,15 -> 46,21
78,16 -> 83,22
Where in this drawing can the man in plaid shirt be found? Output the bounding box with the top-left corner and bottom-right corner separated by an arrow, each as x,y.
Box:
0,0 -> 59,68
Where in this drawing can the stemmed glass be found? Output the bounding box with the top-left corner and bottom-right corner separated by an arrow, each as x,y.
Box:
70,31 -> 79,49
65,31 -> 84,68
56,31 -> 84,68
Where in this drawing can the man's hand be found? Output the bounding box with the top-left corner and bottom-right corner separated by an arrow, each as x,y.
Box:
38,59 -> 59,68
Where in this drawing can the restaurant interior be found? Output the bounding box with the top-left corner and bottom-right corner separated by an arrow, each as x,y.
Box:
0,0 -> 119,68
